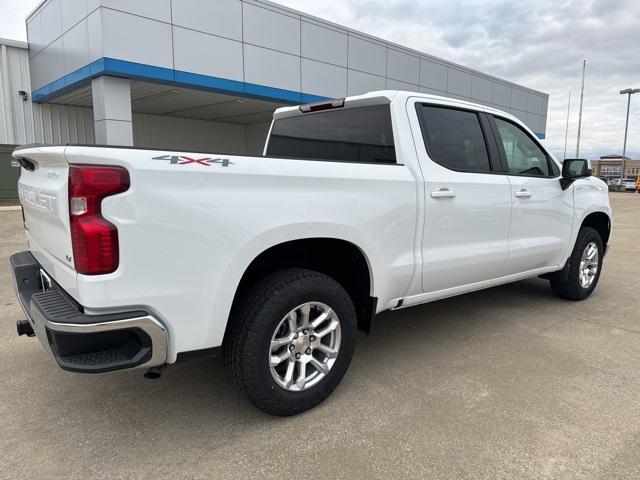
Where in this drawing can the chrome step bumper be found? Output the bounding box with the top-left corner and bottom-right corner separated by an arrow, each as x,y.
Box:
10,251 -> 168,373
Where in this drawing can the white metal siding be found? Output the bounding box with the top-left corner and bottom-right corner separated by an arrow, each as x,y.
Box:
245,122 -> 271,155
0,41 -> 95,145
31,103 -> 95,144
133,113 -> 246,153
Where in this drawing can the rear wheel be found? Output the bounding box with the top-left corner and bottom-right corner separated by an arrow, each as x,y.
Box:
550,226 -> 603,300
224,268 -> 356,416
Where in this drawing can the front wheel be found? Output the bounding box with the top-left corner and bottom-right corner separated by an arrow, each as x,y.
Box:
550,226 -> 603,300
224,268 -> 356,416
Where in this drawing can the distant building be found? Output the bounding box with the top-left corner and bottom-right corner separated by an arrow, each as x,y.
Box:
590,155 -> 640,183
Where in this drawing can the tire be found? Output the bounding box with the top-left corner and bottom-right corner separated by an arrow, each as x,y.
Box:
223,268 -> 356,416
550,227 -> 603,301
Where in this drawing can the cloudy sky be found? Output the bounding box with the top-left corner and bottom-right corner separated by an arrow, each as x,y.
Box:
1,0 -> 639,160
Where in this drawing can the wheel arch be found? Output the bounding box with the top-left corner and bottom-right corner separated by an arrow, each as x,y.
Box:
580,211 -> 611,252
545,209 -> 611,283
225,237 -> 377,342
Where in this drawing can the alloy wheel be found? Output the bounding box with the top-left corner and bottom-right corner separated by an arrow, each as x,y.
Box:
269,302 -> 341,392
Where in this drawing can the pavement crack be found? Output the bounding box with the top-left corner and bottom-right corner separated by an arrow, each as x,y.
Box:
575,317 -> 640,335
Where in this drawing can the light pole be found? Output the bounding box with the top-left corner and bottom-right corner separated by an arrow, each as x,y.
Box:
576,60 -> 586,158
619,88 -> 640,185
563,91 -> 571,160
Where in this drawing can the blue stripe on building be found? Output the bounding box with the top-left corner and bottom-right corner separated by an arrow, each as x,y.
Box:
32,57 -> 546,139
31,57 -> 327,105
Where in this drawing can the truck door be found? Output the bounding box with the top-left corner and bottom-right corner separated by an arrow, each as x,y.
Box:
411,102 -> 512,293
489,115 -> 574,274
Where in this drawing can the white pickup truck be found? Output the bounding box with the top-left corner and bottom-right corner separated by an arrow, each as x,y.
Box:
11,91 -> 611,415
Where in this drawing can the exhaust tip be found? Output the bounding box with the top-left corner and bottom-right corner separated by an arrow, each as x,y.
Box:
16,320 -> 35,337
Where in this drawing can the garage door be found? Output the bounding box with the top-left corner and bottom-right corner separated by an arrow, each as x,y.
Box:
0,145 -> 19,199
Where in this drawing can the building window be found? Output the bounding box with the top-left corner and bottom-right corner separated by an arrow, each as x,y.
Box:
601,164 -> 622,177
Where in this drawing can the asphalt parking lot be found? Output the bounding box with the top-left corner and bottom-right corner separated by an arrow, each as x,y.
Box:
1,193 -> 639,479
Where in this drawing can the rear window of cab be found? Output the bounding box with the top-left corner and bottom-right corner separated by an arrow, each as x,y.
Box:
266,105 -> 396,164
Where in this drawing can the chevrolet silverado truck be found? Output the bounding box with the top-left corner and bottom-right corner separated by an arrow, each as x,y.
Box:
10,91 -> 611,416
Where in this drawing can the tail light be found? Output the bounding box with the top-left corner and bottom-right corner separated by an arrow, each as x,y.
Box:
68,165 -> 130,275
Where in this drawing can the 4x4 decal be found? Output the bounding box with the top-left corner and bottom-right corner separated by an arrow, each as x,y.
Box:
152,155 -> 234,167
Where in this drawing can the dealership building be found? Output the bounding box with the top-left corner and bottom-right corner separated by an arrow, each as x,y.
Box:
0,0 -> 549,198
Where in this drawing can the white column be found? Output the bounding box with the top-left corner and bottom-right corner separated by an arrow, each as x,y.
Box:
1,44 -> 16,144
91,76 -> 133,146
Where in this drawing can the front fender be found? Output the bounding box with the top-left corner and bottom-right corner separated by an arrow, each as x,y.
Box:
560,178 -> 612,266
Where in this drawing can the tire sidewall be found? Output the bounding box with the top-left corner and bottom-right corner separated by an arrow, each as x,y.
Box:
568,228 -> 603,299
240,272 -> 356,413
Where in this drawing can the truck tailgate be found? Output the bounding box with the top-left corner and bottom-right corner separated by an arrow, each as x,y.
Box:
14,146 -> 78,297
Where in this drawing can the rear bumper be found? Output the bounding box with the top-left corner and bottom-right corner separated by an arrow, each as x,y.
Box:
10,251 -> 168,373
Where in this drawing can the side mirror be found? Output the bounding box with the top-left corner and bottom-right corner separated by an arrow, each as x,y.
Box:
560,159 -> 591,190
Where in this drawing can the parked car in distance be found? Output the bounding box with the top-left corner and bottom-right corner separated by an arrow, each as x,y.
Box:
11,91 -> 612,415
622,177 -> 638,192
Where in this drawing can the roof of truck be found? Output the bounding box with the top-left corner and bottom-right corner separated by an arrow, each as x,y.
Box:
273,90 -> 514,123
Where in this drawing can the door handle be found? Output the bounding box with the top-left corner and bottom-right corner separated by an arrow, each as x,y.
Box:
514,189 -> 533,198
430,188 -> 456,199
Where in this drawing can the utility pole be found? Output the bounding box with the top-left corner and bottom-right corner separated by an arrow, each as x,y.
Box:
619,88 -> 640,185
563,91 -> 571,160
575,59 -> 586,158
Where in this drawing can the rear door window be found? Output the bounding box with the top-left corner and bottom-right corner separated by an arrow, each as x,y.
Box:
266,105 -> 396,164
416,105 -> 492,173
